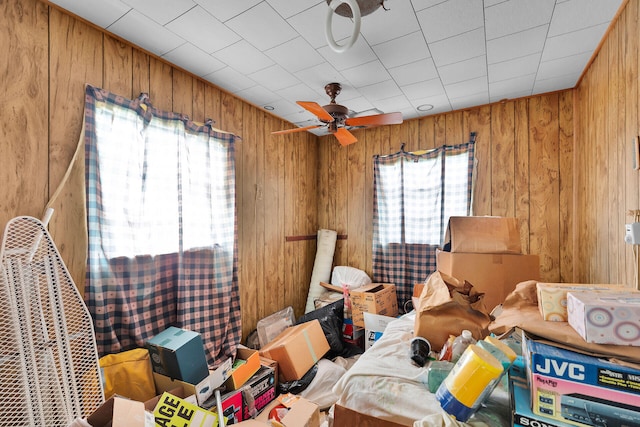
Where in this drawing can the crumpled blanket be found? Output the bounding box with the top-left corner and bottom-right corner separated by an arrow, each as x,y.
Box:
332,313 -> 510,427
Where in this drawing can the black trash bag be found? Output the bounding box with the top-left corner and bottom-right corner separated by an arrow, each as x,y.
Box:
296,299 -> 345,359
245,329 -> 260,349
277,364 -> 318,395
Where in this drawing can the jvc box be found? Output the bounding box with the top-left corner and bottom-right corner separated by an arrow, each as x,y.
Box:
523,335 -> 640,426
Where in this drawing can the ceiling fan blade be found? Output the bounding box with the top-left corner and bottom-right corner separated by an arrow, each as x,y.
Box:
297,101 -> 334,122
345,111 -> 403,127
272,124 -> 323,135
334,127 -> 358,146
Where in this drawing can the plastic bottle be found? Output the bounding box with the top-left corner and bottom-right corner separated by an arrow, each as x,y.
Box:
450,330 -> 476,363
435,344 -> 503,422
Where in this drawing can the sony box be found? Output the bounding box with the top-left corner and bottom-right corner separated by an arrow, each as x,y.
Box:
349,283 -> 398,328
436,249 -> 540,311
523,334 -> 640,426
536,282 -> 623,322
146,326 -> 210,384
259,319 -> 330,382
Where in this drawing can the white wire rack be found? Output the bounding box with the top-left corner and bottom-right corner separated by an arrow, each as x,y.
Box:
0,215 -> 104,426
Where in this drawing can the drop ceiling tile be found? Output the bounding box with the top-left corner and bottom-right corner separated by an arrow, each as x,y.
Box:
388,58 -> 438,86
488,53 -> 540,82
444,76 -> 487,99
288,2 -> 354,49
373,31 -> 430,69
417,0 -> 484,43
317,36 -> 377,71
358,79 -> 403,101
537,51 -> 591,81
342,96 -> 377,114
235,84 -> 279,106
485,0 -> 555,40
541,23 -> 609,62
166,6 -> 240,54
429,28 -> 486,67
213,40 -> 274,75
162,43 -> 226,77
341,61 -> 392,88
226,2 -> 298,51
373,94 -> 411,114
548,0 -> 622,36
489,74 -> 535,101
293,63 -> 346,93
107,10 -> 185,56
267,0 -> 323,19
409,93 -> 452,114
120,0 -> 195,25
402,78 -> 446,101
203,67 -> 256,92
359,0 -> 421,46
411,0 -> 448,12
248,64 -> 301,92
449,91 -> 489,111
196,0 -> 262,22
49,0 -> 131,28
487,25 -> 548,64
262,98 -> 301,117
533,73 -> 579,94
439,55 -> 487,85
265,37 -> 325,73
277,83 -> 323,102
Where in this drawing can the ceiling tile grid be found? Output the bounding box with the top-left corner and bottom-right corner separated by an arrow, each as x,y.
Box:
49,0 -> 624,135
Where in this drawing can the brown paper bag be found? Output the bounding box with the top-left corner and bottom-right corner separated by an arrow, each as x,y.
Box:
490,280 -> 640,365
413,271 -> 492,351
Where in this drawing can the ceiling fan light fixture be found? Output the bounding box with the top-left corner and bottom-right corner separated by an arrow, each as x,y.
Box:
325,0 -> 361,53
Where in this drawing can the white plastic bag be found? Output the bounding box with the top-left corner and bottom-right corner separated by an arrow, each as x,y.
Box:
330,266 -> 371,290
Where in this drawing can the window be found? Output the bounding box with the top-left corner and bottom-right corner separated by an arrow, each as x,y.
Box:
373,138 -> 475,309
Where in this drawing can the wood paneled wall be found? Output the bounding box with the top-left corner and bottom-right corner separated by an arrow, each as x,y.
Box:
573,0 -> 640,289
1,0 -> 318,340
317,93 -> 575,284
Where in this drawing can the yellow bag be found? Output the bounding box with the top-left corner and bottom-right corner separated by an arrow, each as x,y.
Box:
99,348 -> 156,402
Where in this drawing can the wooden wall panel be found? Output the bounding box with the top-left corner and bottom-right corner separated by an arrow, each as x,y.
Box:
573,0 -> 640,289
318,96 -> 572,284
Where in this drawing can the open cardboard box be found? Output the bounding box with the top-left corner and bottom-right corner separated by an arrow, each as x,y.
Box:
234,394 -> 320,427
224,345 -> 260,390
333,404 -> 405,427
87,396 -> 150,427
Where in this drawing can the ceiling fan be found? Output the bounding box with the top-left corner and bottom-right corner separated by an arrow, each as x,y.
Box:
272,82 -> 403,146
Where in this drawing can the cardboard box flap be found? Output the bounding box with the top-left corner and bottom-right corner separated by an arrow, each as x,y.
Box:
87,396 -> 147,427
444,216 -> 522,254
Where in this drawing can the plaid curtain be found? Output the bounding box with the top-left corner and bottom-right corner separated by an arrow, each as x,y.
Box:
83,85 -> 241,367
372,140 -> 475,311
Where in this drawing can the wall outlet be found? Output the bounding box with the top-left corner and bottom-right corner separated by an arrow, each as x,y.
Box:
625,223 -> 640,244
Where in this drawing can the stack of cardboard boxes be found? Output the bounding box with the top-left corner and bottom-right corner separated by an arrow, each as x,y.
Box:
436,216 -> 540,311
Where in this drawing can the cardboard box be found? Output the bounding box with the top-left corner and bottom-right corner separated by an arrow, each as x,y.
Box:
510,377 -> 573,427
146,326 -> 210,384
363,312 -> 396,350
536,282 -> 623,322
199,388 -> 244,424
259,319 -> 330,382
242,364 -> 277,419
153,357 -> 233,405
224,345 -> 261,390
153,391 -> 223,427
436,249 -> 540,310
567,290 -> 640,345
411,283 -> 425,311
333,404 -> 405,427
349,283 -> 398,328
522,334 -> 640,426
444,216 -> 522,254
87,396 -> 149,427
255,394 -> 320,427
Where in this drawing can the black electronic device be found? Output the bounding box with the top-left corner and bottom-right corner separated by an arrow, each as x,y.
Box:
561,393 -> 640,427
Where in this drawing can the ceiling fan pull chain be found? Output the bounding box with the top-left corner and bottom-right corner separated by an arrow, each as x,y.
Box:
326,0 -> 361,53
